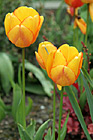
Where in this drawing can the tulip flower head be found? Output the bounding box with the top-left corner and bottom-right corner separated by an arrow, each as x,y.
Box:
46,44 -> 83,86
35,41 -> 57,69
4,6 -> 44,48
65,0 -> 84,8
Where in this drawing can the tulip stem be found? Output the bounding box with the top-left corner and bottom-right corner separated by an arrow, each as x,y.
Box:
85,4 -> 89,46
53,83 -> 56,140
58,87 -> 63,140
22,48 -> 26,128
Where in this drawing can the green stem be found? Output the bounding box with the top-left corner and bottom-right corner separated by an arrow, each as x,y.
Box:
58,88 -> 63,140
22,48 -> 26,128
85,4 -> 89,46
53,83 -> 56,140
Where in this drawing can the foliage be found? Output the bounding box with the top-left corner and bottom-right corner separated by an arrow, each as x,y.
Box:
0,53 -> 14,94
18,119 -> 50,140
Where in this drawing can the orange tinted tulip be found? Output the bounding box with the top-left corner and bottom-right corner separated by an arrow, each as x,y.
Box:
4,6 -> 44,48
74,17 -> 87,34
46,44 -> 83,86
89,3 -> 93,22
81,0 -> 93,3
81,0 -> 93,22
35,41 -> 57,69
65,0 -> 84,8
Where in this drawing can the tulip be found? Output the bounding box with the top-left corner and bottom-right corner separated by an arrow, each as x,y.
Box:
89,3 -> 93,21
35,41 -> 57,69
65,0 -> 84,8
81,0 -> 93,22
74,17 -> 87,34
46,44 -> 83,86
4,6 -> 44,48
81,0 -> 93,3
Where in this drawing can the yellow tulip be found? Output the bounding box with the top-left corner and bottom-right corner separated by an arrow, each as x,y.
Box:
35,41 -> 57,69
81,0 -> 93,22
81,0 -> 93,3
89,3 -> 93,22
74,17 -> 87,34
4,6 -> 44,48
46,44 -> 83,86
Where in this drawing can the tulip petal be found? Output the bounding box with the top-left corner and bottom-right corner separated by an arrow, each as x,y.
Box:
50,65 -> 75,86
59,44 -> 79,63
89,3 -> 93,22
46,50 -> 56,77
65,0 -> 83,8
8,25 -> 34,47
4,13 -> 20,35
32,16 -> 44,44
22,15 -> 39,34
13,6 -> 39,21
67,52 -> 83,77
35,52 -> 45,69
38,41 -> 57,66
75,18 -> 87,34
57,85 -> 62,90
52,51 -> 66,68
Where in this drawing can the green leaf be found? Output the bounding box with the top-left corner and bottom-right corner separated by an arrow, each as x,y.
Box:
81,72 -> 93,122
35,119 -> 50,140
26,120 -> 36,139
79,91 -> 87,111
0,98 -> 6,110
25,83 -> 46,95
26,97 -> 33,116
25,62 -> 53,97
18,124 -> 32,140
44,128 -> 51,140
0,53 -> 14,94
60,113 -> 69,140
12,84 -> 22,121
65,86 -> 91,140
16,97 -> 26,128
0,106 -> 6,122
18,64 -> 22,87
81,67 -> 93,88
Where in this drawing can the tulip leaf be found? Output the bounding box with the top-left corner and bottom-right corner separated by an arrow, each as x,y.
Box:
25,61 -> 53,97
79,91 -> 87,111
26,97 -> 33,117
81,67 -> 93,88
25,83 -> 46,95
44,128 -> 51,140
12,84 -> 22,121
0,53 -> 14,94
0,106 -> 6,122
0,98 -> 6,110
16,97 -> 26,128
60,113 -> 69,140
81,72 -> 93,122
26,120 -> 36,139
65,86 -> 91,140
34,119 -> 50,140
18,123 -> 32,140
